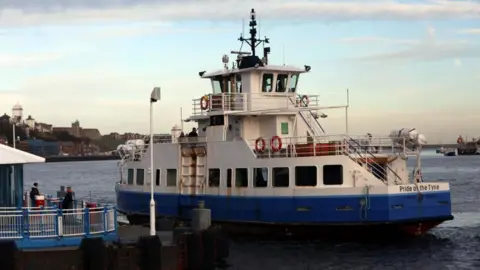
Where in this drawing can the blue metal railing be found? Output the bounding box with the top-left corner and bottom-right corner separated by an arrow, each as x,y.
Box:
0,205 -> 117,241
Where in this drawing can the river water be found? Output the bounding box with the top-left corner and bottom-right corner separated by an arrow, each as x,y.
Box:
23,150 -> 480,270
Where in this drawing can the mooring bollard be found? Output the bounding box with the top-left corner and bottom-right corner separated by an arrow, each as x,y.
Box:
191,200 -> 211,233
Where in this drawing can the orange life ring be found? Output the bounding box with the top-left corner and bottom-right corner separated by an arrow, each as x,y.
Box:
255,137 -> 266,152
200,95 -> 209,110
271,136 -> 282,152
301,95 -> 309,107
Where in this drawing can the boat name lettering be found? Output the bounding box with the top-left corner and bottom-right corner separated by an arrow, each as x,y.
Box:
399,184 -> 440,192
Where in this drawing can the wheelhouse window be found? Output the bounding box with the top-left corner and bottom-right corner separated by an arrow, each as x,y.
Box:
289,74 -> 299,92
262,73 -> 273,92
253,168 -> 268,187
276,74 -> 288,92
272,167 -> 289,187
235,168 -> 248,187
211,76 -> 223,94
295,166 -> 317,187
323,165 -> 343,185
127,169 -> 134,185
208,168 -> 220,187
235,75 -> 242,93
166,169 -> 177,186
226,169 -> 232,187
136,169 -> 145,186
155,169 -> 160,186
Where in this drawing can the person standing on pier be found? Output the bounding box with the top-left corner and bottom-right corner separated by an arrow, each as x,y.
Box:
29,183 -> 40,206
62,187 -> 74,210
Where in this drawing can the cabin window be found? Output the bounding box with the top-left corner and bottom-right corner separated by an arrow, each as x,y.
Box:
276,74 -> 288,92
127,169 -> 134,185
208,168 -> 220,187
235,75 -> 242,93
210,115 -> 225,126
323,165 -> 343,185
155,169 -> 160,186
166,169 -> 177,186
235,168 -> 248,187
289,74 -> 299,92
262,73 -> 273,92
253,168 -> 268,187
212,77 -> 222,94
226,169 -> 232,187
136,169 -> 145,186
272,167 -> 289,187
295,166 -> 317,187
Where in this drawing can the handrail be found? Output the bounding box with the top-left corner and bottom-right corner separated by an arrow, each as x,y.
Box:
296,93 -> 325,134
0,206 -> 117,240
345,138 -> 402,184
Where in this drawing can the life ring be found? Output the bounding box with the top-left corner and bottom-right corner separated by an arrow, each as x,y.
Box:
301,95 -> 309,107
200,95 -> 209,110
271,136 -> 282,152
457,137 -> 463,144
255,137 -> 266,152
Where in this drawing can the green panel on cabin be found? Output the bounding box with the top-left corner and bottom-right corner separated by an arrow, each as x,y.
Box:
281,122 -> 289,134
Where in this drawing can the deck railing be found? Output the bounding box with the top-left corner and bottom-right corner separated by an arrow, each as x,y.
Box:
0,205 -> 116,241
247,135 -> 416,158
192,93 -> 323,116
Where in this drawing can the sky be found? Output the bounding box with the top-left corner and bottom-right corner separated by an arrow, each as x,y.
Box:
0,0 -> 479,143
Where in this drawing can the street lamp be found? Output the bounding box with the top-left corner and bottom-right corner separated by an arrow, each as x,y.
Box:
149,87 -> 161,236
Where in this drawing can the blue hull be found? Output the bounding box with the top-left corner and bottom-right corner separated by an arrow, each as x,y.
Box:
116,189 -> 452,226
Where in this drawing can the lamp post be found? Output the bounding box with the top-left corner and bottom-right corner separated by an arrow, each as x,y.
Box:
149,87 -> 161,236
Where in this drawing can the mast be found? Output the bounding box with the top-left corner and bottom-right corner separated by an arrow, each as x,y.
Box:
238,9 -> 270,59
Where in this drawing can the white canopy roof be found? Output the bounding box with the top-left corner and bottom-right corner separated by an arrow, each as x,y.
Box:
0,144 -> 45,165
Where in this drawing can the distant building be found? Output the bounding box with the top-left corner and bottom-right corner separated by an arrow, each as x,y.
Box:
35,122 -> 53,133
53,120 -> 102,140
25,115 -> 35,129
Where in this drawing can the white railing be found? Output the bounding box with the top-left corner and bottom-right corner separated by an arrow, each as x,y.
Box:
192,93 -> 321,116
0,206 -> 117,240
247,135 -> 415,158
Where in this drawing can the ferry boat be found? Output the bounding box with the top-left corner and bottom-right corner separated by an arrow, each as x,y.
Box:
115,9 -> 453,238
0,143 -> 117,249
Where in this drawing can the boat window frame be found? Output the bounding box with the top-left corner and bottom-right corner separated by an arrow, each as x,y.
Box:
272,167 -> 289,187
136,169 -> 145,186
295,166 -> 317,187
127,169 -> 134,185
323,165 -> 343,185
208,168 -> 221,187
166,168 -> 177,187
253,167 -> 268,188
262,73 -> 274,92
235,168 -> 248,187
155,169 -> 160,186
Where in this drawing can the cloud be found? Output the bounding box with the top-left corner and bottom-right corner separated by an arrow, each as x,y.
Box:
0,1 -> 480,27
352,27 -> 480,62
0,52 -> 62,68
454,58 -> 462,67
458,28 -> 480,35
339,36 -> 418,45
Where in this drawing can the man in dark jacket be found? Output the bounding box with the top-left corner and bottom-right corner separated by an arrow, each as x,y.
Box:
62,187 -> 74,210
29,183 -> 40,206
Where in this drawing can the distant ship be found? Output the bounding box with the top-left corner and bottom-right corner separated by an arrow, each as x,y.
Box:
456,136 -> 479,155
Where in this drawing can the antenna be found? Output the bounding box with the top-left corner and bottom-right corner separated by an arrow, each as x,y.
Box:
282,44 -> 285,66
238,9 -> 269,57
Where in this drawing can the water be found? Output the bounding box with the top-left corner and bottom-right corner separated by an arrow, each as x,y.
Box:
24,152 -> 480,269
